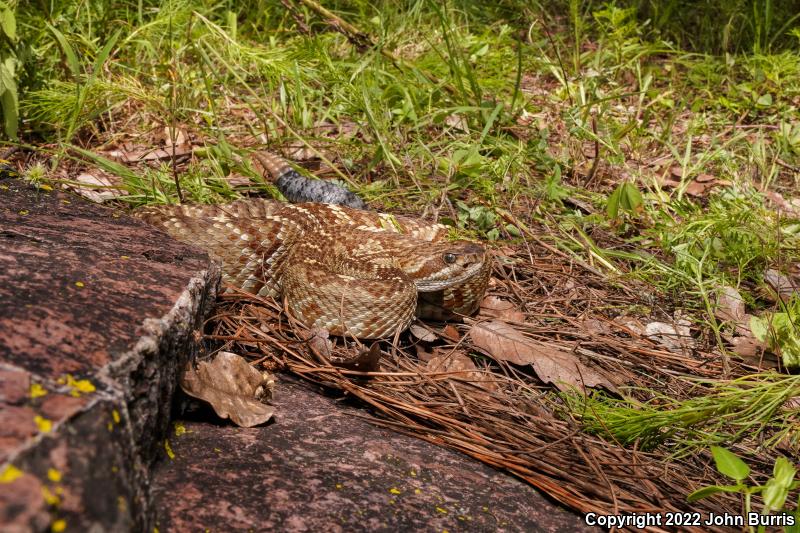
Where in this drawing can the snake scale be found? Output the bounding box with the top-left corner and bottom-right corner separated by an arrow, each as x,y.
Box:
136,152 -> 491,339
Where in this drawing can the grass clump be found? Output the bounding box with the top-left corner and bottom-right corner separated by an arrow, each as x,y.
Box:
563,374 -> 800,455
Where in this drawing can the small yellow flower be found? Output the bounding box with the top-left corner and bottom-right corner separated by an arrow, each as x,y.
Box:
34,415 -> 52,433
42,486 -> 59,505
0,465 -> 23,483
30,383 -> 48,399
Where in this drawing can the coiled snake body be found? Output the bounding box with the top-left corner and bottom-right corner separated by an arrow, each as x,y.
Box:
137,154 -> 491,338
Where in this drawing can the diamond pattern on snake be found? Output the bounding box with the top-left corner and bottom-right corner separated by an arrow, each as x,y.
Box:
136,153 -> 491,339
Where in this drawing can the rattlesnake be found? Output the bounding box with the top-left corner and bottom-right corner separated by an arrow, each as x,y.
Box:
136,153 -> 491,338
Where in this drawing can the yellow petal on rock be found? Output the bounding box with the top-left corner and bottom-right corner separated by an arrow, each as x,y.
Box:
34,415 -> 52,433
0,465 -> 23,483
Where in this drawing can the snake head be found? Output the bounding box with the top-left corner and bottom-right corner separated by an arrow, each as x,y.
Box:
409,241 -> 488,292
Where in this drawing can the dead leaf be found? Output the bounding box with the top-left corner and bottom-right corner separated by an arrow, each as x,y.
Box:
443,113 -> 469,132
764,269 -> 798,303
71,172 -> 126,202
469,320 -> 616,392
416,346 -> 435,362
683,180 -> 708,196
644,320 -> 693,353
441,324 -> 461,342
426,349 -> 497,392
410,323 -> 437,342
614,316 -> 645,336
163,126 -> 187,148
479,296 -> 525,322
331,342 -> 381,372
581,317 -> 613,335
726,334 -> 769,360
300,328 -> 333,360
765,191 -> 800,216
715,286 -> 749,334
180,351 -> 274,427
119,146 -> 192,163
224,173 -> 252,187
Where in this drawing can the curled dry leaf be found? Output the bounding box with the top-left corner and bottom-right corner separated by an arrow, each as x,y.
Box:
479,296 -> 525,322
469,320 -> 616,393
180,351 -> 274,428
300,327 -> 334,361
331,342 -> 382,372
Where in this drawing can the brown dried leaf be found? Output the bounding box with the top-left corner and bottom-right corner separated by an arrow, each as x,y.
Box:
163,126 -> 187,148
441,324 -> 461,342
765,191 -> 800,216
469,320 -> 615,392
409,323 -> 438,342
301,328 -> 334,360
715,286 -> 746,326
644,319 -> 694,353
426,350 -> 497,392
224,173 -> 252,187
180,351 -> 274,427
119,146 -> 193,163
727,334 -> 769,360
764,269 -> 798,303
479,296 -> 525,322
71,172 -> 126,203
331,342 -> 381,372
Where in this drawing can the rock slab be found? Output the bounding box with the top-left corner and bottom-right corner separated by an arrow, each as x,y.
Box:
0,179 -> 219,532
152,377 -> 592,532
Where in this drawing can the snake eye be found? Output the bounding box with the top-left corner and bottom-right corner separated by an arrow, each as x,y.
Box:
443,253 -> 457,264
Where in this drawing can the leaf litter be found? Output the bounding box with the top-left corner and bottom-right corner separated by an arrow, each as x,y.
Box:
180,351 -> 275,428
205,236 -> 797,531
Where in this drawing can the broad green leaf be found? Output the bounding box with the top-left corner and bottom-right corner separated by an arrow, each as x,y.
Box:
620,182 -> 643,212
687,484 -> 745,502
750,315 -> 769,342
773,456 -> 796,487
0,62 -> 18,139
90,29 -> 122,81
763,477 -> 791,511
606,184 -> 622,218
47,24 -> 80,78
607,181 -> 643,219
0,86 -> 18,139
0,5 -> 15,41
756,93 -> 773,107
711,446 -> 750,481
